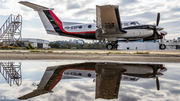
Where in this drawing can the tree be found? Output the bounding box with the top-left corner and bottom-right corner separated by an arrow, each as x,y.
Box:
51,43 -> 60,48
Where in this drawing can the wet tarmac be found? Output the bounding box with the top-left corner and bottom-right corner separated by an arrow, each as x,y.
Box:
0,60 -> 180,101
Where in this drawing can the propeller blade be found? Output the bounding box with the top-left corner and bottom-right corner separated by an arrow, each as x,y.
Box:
156,13 -> 160,26
156,77 -> 160,90
154,32 -> 157,43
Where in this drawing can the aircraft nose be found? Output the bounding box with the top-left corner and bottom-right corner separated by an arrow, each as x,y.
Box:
156,26 -> 164,31
159,67 -> 167,72
156,72 -> 163,77
160,30 -> 167,35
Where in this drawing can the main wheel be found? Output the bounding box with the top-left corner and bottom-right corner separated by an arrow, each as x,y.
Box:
159,44 -> 166,50
106,43 -> 113,50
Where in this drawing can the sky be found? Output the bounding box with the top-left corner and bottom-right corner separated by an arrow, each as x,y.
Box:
0,0 -> 180,42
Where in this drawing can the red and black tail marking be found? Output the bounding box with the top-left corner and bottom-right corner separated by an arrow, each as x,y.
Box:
43,10 -> 65,34
43,10 -> 96,39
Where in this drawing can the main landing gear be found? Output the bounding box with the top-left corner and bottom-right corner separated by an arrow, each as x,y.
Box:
106,41 -> 118,50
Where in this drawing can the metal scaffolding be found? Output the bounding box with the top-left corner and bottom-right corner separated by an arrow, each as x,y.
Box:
0,14 -> 22,47
0,62 -> 22,86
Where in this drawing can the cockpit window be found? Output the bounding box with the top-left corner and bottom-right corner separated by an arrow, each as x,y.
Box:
130,22 -> 136,26
130,22 -> 140,26
136,22 -> 140,25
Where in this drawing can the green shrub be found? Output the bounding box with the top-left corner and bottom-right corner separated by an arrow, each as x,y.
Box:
48,51 -> 53,53
26,43 -> 35,49
133,51 -> 150,54
30,50 -> 40,52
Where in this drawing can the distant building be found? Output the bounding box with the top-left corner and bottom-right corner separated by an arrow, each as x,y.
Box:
22,38 -> 49,49
117,37 -> 180,50
117,40 -> 159,50
164,37 -> 180,49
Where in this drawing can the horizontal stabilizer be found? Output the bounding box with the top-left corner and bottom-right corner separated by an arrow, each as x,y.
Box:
18,89 -> 49,100
19,1 -> 53,11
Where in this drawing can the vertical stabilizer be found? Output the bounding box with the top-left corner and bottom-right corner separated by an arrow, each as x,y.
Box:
19,1 -> 59,35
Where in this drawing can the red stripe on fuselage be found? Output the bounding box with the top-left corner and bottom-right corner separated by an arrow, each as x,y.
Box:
49,10 -> 95,34
48,68 -> 95,91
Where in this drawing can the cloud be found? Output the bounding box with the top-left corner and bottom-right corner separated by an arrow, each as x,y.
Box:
73,8 -> 95,17
66,2 -> 80,10
0,0 -> 180,41
1,62 -> 180,101
119,0 -> 138,5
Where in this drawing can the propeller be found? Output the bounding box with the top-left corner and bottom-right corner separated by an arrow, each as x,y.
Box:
156,77 -> 160,90
156,13 -> 160,26
154,32 -> 157,43
153,13 -> 160,43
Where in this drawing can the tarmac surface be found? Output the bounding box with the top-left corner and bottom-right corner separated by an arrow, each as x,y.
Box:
0,49 -> 180,62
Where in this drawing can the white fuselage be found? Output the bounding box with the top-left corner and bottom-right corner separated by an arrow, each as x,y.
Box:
62,21 -> 154,41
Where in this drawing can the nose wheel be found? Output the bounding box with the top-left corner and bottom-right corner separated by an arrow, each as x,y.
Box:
159,44 -> 166,50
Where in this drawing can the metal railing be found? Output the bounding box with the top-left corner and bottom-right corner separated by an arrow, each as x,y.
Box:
0,62 -> 22,86
0,14 -> 22,47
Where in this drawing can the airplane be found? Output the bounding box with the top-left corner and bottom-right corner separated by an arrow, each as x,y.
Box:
19,1 -> 167,50
18,62 -> 167,100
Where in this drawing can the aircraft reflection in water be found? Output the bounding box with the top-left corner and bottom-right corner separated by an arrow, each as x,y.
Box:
18,62 -> 167,100
0,62 -> 22,86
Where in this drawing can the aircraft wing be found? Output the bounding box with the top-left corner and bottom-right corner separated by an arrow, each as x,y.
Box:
96,5 -> 126,36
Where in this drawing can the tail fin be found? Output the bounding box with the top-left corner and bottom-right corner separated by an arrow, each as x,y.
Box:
19,1 -> 63,35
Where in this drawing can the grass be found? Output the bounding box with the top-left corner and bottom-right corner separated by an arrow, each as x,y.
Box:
48,51 -> 53,53
94,52 -> 98,54
114,52 -> 128,54
106,52 -> 112,55
30,50 -> 40,52
133,51 -> 150,54
13,51 -> 21,52
30,50 -> 53,53
61,51 -> 66,53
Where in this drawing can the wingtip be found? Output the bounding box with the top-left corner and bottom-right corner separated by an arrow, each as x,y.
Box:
18,1 -> 27,3
18,1 -> 51,11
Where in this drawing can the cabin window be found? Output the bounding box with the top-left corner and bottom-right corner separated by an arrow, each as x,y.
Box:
78,73 -> 82,76
88,25 -> 92,28
79,26 -> 82,29
124,23 -> 128,26
87,73 -> 91,77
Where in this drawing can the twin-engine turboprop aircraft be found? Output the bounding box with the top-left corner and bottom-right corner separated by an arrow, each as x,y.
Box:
17,62 -> 167,100
19,1 -> 167,50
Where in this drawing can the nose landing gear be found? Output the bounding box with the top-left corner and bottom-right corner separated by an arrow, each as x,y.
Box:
159,44 -> 166,50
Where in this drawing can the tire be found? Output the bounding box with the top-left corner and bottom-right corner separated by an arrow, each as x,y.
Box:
106,43 -> 113,50
159,44 -> 166,50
